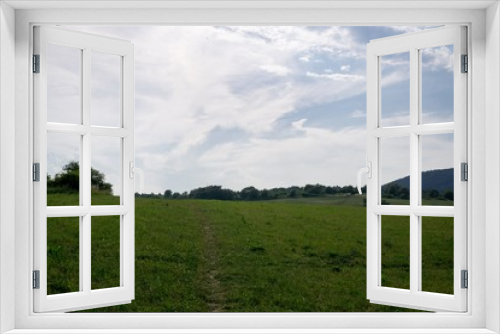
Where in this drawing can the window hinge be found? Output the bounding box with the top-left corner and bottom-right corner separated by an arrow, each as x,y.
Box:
33,270 -> 40,289
461,54 -> 468,73
33,54 -> 40,73
461,162 -> 468,181
461,270 -> 468,289
33,163 -> 40,182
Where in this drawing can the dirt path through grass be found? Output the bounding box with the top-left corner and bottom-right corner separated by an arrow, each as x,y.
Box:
192,203 -> 226,312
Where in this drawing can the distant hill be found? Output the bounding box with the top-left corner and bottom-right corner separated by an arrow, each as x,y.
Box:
383,168 -> 453,192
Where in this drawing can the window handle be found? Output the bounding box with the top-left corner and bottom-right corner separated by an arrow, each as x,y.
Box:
129,161 -> 145,193
357,160 -> 372,195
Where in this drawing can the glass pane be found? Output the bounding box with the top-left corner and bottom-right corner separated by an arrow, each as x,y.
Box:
421,45 -> 454,124
380,136 -> 410,205
91,51 -> 122,127
380,52 -> 410,127
47,217 -> 80,295
381,215 -> 410,289
421,217 -> 454,294
47,44 -> 81,124
91,136 -> 121,205
47,133 -> 80,206
421,133 -> 454,206
92,215 -> 121,289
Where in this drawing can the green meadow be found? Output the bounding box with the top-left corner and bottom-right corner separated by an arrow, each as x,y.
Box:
46,193 -> 454,312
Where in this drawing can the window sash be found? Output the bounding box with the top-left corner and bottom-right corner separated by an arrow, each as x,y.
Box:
33,26 -> 135,313
366,26 -> 467,312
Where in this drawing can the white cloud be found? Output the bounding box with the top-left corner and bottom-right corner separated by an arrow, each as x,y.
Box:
299,55 -> 310,62
259,64 -> 292,76
291,118 -> 308,130
380,69 -> 409,87
380,112 -> 410,128
422,133 -> 454,171
306,71 -> 365,82
422,45 -> 454,72
350,109 -> 366,119
219,26 -> 363,58
340,64 -> 351,72
197,124 -> 367,190
388,26 -> 432,34
51,25 -> 443,194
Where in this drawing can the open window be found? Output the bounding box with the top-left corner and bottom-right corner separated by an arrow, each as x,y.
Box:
364,26 -> 467,312
31,24 -> 467,314
33,26 -> 135,312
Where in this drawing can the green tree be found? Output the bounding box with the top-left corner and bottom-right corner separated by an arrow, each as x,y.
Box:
240,186 -> 260,201
47,161 -> 112,194
91,166 -> 112,194
429,189 -> 439,198
443,189 -> 454,201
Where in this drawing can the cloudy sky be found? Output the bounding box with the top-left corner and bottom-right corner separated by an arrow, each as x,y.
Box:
47,26 -> 454,195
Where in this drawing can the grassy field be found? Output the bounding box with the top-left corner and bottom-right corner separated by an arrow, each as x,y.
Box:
46,193 -> 454,312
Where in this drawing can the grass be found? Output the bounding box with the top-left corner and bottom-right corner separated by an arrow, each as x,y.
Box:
46,193 -> 454,312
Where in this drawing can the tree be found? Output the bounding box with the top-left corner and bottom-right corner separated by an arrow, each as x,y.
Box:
91,167 -> 112,193
164,189 -> 172,198
49,161 -> 80,192
261,189 -> 270,200
47,161 -> 113,194
240,186 -> 260,201
443,189 -> 454,201
399,187 -> 410,200
189,185 -> 235,200
340,185 -> 356,194
429,189 -> 439,198
304,184 -> 325,196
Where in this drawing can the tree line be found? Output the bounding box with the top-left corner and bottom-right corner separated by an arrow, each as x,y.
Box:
136,184 -> 361,201
137,183 -> 453,202
381,182 -> 453,201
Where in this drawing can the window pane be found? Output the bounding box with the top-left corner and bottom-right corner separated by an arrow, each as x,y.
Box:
381,215 -> 410,289
380,52 -> 410,127
421,217 -> 454,294
47,133 -> 80,206
91,51 -> 122,127
92,215 -> 121,289
380,137 -> 410,205
421,45 -> 454,124
91,136 -> 121,205
47,44 -> 81,124
421,133 -> 454,206
47,217 -> 80,295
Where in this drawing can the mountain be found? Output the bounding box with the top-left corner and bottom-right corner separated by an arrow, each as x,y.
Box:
383,168 -> 454,192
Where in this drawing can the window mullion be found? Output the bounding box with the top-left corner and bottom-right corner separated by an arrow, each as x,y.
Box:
82,47 -> 92,294
409,47 -> 420,294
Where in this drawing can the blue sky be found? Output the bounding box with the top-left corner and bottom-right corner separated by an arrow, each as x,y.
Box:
48,26 -> 454,195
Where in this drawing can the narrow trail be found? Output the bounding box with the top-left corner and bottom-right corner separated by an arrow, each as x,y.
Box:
192,203 -> 226,312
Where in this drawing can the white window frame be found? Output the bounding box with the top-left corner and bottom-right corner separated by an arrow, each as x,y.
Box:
1,1 -> 499,333
33,26 -> 135,313
365,26 -> 468,312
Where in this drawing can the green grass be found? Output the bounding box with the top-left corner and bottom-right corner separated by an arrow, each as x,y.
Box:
46,193 -> 454,312
381,216 -> 410,289
47,217 -> 80,295
91,215 -> 121,290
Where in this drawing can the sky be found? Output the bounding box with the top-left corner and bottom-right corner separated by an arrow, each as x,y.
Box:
47,26 -> 455,195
